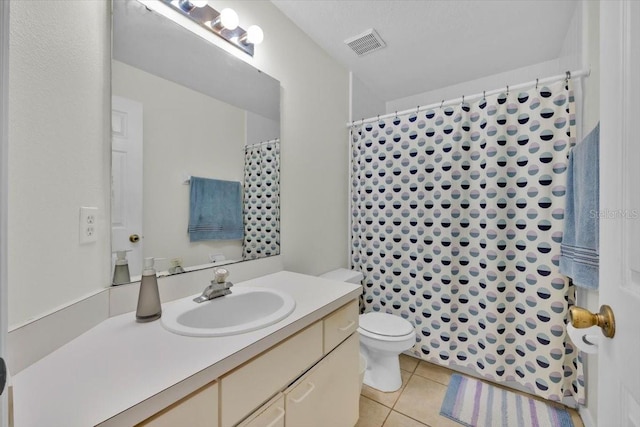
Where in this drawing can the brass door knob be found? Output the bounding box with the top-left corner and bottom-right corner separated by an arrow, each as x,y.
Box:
129,234 -> 140,243
569,304 -> 616,338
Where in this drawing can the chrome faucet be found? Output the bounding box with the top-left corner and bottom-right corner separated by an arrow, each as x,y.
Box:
194,267 -> 233,303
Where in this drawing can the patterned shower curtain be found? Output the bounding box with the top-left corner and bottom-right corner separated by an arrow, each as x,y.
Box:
351,79 -> 584,403
242,140 -> 280,260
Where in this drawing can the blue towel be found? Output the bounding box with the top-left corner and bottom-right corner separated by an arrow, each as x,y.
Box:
188,177 -> 243,241
559,124 -> 599,289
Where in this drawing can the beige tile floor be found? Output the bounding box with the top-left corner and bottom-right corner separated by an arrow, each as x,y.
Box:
355,354 -> 584,427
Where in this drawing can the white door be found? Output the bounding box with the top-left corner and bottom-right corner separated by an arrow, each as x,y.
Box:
111,96 -> 144,278
598,1 -> 640,424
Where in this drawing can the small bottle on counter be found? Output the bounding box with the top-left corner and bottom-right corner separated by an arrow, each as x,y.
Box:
136,257 -> 162,322
112,250 -> 131,285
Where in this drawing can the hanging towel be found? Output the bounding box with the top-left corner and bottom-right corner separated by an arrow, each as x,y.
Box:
559,123 -> 599,289
188,177 -> 243,241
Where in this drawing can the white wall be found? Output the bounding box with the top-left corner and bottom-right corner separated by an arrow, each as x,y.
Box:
386,58 -> 563,114
1,2 -> 10,422
7,0 -> 349,327
8,1 -> 111,327
351,73 -> 386,122
112,60 -> 244,269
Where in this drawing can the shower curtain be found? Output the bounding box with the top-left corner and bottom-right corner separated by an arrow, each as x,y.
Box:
351,79 -> 584,403
242,140 -> 280,259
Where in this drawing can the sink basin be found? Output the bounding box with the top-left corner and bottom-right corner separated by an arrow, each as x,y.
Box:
161,287 -> 296,337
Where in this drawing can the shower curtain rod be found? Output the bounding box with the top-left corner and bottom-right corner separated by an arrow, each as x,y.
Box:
244,138 -> 279,149
346,68 -> 590,127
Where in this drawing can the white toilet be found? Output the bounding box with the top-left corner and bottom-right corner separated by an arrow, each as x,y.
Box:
320,269 -> 417,393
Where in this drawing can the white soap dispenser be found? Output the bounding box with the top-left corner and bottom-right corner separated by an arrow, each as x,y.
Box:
112,250 -> 132,286
136,257 -> 163,322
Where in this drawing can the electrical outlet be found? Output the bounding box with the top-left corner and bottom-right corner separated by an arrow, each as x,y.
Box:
79,207 -> 98,244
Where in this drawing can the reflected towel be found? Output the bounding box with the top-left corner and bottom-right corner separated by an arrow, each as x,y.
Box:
188,177 -> 243,241
559,123 -> 599,289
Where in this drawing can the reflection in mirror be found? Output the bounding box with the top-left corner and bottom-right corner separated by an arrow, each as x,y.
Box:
111,0 -> 280,284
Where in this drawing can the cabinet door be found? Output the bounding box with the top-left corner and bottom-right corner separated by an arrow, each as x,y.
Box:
220,322 -> 323,427
136,381 -> 218,427
323,300 -> 359,353
237,394 -> 285,427
285,333 -> 359,427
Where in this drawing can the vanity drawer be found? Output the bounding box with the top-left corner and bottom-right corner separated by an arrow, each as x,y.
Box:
220,321 -> 323,427
323,299 -> 359,353
237,394 -> 285,427
136,381 -> 218,427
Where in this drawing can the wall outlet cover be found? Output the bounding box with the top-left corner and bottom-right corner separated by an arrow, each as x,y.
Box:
79,207 -> 98,244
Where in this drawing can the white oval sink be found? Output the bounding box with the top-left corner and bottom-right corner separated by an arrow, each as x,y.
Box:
161,287 -> 296,337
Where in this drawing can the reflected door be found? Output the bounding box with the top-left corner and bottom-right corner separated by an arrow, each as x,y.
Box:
111,96 -> 143,279
599,1 -> 640,424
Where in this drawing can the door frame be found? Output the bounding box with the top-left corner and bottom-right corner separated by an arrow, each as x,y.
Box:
0,0 -> 10,425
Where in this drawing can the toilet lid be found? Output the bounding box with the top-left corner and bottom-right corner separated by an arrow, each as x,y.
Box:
359,312 -> 414,337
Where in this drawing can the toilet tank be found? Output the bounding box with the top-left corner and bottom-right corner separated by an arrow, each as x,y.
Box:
320,268 -> 363,284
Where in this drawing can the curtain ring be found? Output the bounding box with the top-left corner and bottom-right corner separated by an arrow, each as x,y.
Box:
506,85 -> 509,95
535,78 -> 539,90
377,114 -> 380,121
416,105 -> 420,114
395,111 -> 398,119
461,95 -> 465,105
566,70 -> 571,82
440,100 -> 444,109
482,90 -> 486,101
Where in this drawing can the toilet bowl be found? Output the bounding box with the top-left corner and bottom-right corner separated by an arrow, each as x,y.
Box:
358,312 -> 416,392
319,269 -> 416,393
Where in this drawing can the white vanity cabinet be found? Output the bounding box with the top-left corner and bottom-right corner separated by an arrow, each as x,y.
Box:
13,272 -> 363,427
136,298 -> 359,427
227,300 -> 359,427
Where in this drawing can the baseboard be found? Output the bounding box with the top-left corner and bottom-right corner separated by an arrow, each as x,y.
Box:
579,405 -> 596,427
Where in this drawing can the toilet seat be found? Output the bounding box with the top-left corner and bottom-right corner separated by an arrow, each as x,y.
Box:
358,312 -> 414,341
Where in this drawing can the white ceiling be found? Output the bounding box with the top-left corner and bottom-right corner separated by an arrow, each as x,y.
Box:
271,0 -> 578,103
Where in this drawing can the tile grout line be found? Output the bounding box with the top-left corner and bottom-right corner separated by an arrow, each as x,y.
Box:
390,370 -> 431,426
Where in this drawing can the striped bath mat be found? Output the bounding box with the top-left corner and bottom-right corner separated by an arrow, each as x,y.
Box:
440,374 -> 574,427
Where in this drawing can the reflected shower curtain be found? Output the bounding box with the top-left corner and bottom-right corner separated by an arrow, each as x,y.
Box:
242,140 -> 280,259
350,79 -> 584,403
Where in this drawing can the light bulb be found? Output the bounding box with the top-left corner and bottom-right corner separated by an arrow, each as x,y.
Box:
219,8 -> 239,30
246,25 -> 264,45
191,0 -> 208,7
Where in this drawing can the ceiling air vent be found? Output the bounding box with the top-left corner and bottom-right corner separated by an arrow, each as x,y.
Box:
344,29 -> 386,57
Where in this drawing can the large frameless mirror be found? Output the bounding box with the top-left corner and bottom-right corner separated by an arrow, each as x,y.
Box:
111,0 -> 281,284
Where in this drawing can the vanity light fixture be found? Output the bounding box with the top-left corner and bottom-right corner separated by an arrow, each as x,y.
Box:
163,1 -> 263,56
177,0 -> 207,13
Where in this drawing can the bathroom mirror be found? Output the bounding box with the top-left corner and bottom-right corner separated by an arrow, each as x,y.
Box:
111,0 -> 281,283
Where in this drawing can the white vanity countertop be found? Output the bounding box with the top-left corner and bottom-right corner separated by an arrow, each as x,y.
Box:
12,271 -> 361,427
